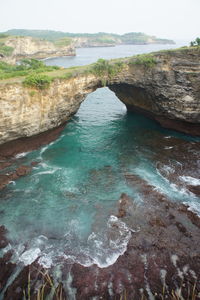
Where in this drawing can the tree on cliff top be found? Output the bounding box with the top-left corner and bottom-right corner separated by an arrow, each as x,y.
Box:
190,37 -> 200,46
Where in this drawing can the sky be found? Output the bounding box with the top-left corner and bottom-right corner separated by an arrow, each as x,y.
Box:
1,0 -> 199,40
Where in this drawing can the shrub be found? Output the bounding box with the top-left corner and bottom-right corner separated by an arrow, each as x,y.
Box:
29,90 -> 36,97
0,34 -> 9,39
0,45 -> 14,56
54,37 -> 72,47
23,74 -> 52,89
20,58 -> 45,69
91,58 -> 124,85
0,59 -> 60,80
190,37 -> 200,47
129,54 -> 156,68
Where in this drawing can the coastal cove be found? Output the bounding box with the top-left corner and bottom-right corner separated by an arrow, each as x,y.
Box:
0,43 -> 200,299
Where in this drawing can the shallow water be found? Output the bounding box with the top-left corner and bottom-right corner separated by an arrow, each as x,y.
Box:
0,43 -> 199,272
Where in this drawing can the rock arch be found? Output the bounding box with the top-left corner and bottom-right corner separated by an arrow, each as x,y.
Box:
0,47 -> 200,154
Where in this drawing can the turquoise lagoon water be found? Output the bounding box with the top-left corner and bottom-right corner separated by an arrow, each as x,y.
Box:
0,44 -> 199,270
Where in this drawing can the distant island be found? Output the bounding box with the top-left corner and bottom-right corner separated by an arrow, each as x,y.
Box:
3,29 -> 175,47
0,29 -> 175,63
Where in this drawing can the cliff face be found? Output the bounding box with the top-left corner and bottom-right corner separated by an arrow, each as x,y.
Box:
1,36 -> 75,63
109,48 -> 200,135
4,29 -> 175,46
0,47 -> 199,147
0,75 -> 100,145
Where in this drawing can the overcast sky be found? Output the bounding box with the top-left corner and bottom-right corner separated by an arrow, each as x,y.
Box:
1,0 -> 199,40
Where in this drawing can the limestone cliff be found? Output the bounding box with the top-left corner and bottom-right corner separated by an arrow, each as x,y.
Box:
109,48 -> 200,135
0,47 -> 199,147
1,36 -> 75,63
0,74 -> 100,145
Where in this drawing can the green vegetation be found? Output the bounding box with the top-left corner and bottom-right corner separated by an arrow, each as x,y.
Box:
92,36 -> 116,45
129,53 -> 157,68
2,29 -> 175,45
23,74 -> 52,89
190,37 -> 200,46
1,46 -> 198,87
0,59 -> 59,80
91,58 -> 124,85
0,44 -> 14,56
29,90 -> 36,97
53,37 -> 72,47
0,34 -> 14,56
20,58 -> 47,69
0,33 -> 9,39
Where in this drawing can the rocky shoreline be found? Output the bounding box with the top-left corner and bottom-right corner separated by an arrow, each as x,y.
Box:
0,36 -> 76,64
0,122 -> 66,190
0,48 -> 199,149
0,174 -> 199,299
0,129 -> 199,299
0,47 -> 199,299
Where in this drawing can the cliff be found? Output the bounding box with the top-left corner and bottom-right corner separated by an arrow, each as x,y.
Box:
3,30 -> 175,47
0,47 -> 199,147
0,36 -> 76,63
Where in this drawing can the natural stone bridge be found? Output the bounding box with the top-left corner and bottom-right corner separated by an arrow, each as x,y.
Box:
0,47 -> 200,152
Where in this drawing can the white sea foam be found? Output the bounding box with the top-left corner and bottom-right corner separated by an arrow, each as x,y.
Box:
183,201 -> 200,216
9,214 -> 133,270
36,169 -> 59,176
8,181 -> 16,186
15,151 -> 30,159
19,248 -> 41,266
180,176 -> 200,186
39,134 -> 65,157
78,215 -> 132,268
38,255 -> 53,268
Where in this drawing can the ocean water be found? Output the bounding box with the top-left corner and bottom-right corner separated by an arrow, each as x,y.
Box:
0,43 -> 199,272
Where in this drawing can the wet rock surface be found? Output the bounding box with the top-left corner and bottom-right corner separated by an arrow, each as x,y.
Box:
0,165 -> 32,190
0,99 -> 199,298
0,174 -> 199,299
70,175 -> 200,299
0,122 -> 66,191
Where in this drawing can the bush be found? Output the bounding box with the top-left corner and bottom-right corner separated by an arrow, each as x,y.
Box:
23,74 -> 52,89
20,58 -> 45,69
0,45 -> 14,56
0,34 -> 9,39
0,59 -> 60,80
130,54 -> 156,68
54,37 -> 72,47
190,37 -> 200,47
91,58 -> 124,85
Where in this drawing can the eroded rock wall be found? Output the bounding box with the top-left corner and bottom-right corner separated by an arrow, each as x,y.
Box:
0,75 -> 100,145
2,36 -> 75,63
109,48 -> 200,134
0,48 -> 200,147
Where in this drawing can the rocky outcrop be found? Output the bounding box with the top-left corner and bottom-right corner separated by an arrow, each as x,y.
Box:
0,174 -> 200,299
1,36 -> 75,63
109,48 -> 200,135
0,74 -> 101,145
0,47 -> 199,148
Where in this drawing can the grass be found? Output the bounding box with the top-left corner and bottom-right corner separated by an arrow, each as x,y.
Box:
53,37 -> 73,47
23,74 -> 52,89
0,34 -> 14,56
22,271 -> 199,300
0,44 -> 14,56
23,270 -> 65,300
91,58 -> 125,85
129,53 -> 157,68
0,46 -> 199,87
0,59 -> 60,80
